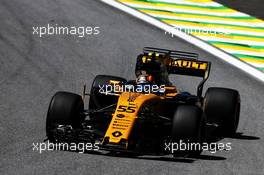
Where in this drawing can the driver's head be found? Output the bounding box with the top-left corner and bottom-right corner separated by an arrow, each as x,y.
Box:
136,71 -> 154,84
137,74 -> 148,84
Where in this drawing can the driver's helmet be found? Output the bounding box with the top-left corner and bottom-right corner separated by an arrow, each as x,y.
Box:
137,74 -> 148,84
136,74 -> 154,84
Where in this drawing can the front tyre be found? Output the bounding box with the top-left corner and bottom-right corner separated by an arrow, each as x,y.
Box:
46,91 -> 84,141
171,105 -> 205,157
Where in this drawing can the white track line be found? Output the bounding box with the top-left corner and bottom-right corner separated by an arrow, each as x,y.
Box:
101,0 -> 264,83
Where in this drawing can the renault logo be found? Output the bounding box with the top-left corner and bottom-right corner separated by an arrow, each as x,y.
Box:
112,131 -> 122,137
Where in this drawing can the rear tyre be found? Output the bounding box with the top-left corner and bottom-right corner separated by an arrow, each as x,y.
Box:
46,91 -> 84,141
171,105 -> 205,157
204,87 -> 240,136
89,75 -> 127,110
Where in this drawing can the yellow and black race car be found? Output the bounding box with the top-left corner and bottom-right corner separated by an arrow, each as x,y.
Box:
46,47 -> 240,157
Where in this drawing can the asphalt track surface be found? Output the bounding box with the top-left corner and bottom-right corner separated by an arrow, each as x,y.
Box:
0,0 -> 264,174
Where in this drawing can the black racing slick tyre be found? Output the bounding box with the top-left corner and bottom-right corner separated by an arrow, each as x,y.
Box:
204,87 -> 240,136
89,75 -> 127,111
171,105 -> 205,157
46,91 -> 84,141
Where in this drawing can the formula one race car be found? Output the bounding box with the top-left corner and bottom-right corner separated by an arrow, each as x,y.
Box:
46,47 -> 240,157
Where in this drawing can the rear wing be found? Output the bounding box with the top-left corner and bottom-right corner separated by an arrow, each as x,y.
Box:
167,58 -> 210,78
141,47 -> 211,97
144,47 -> 198,60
